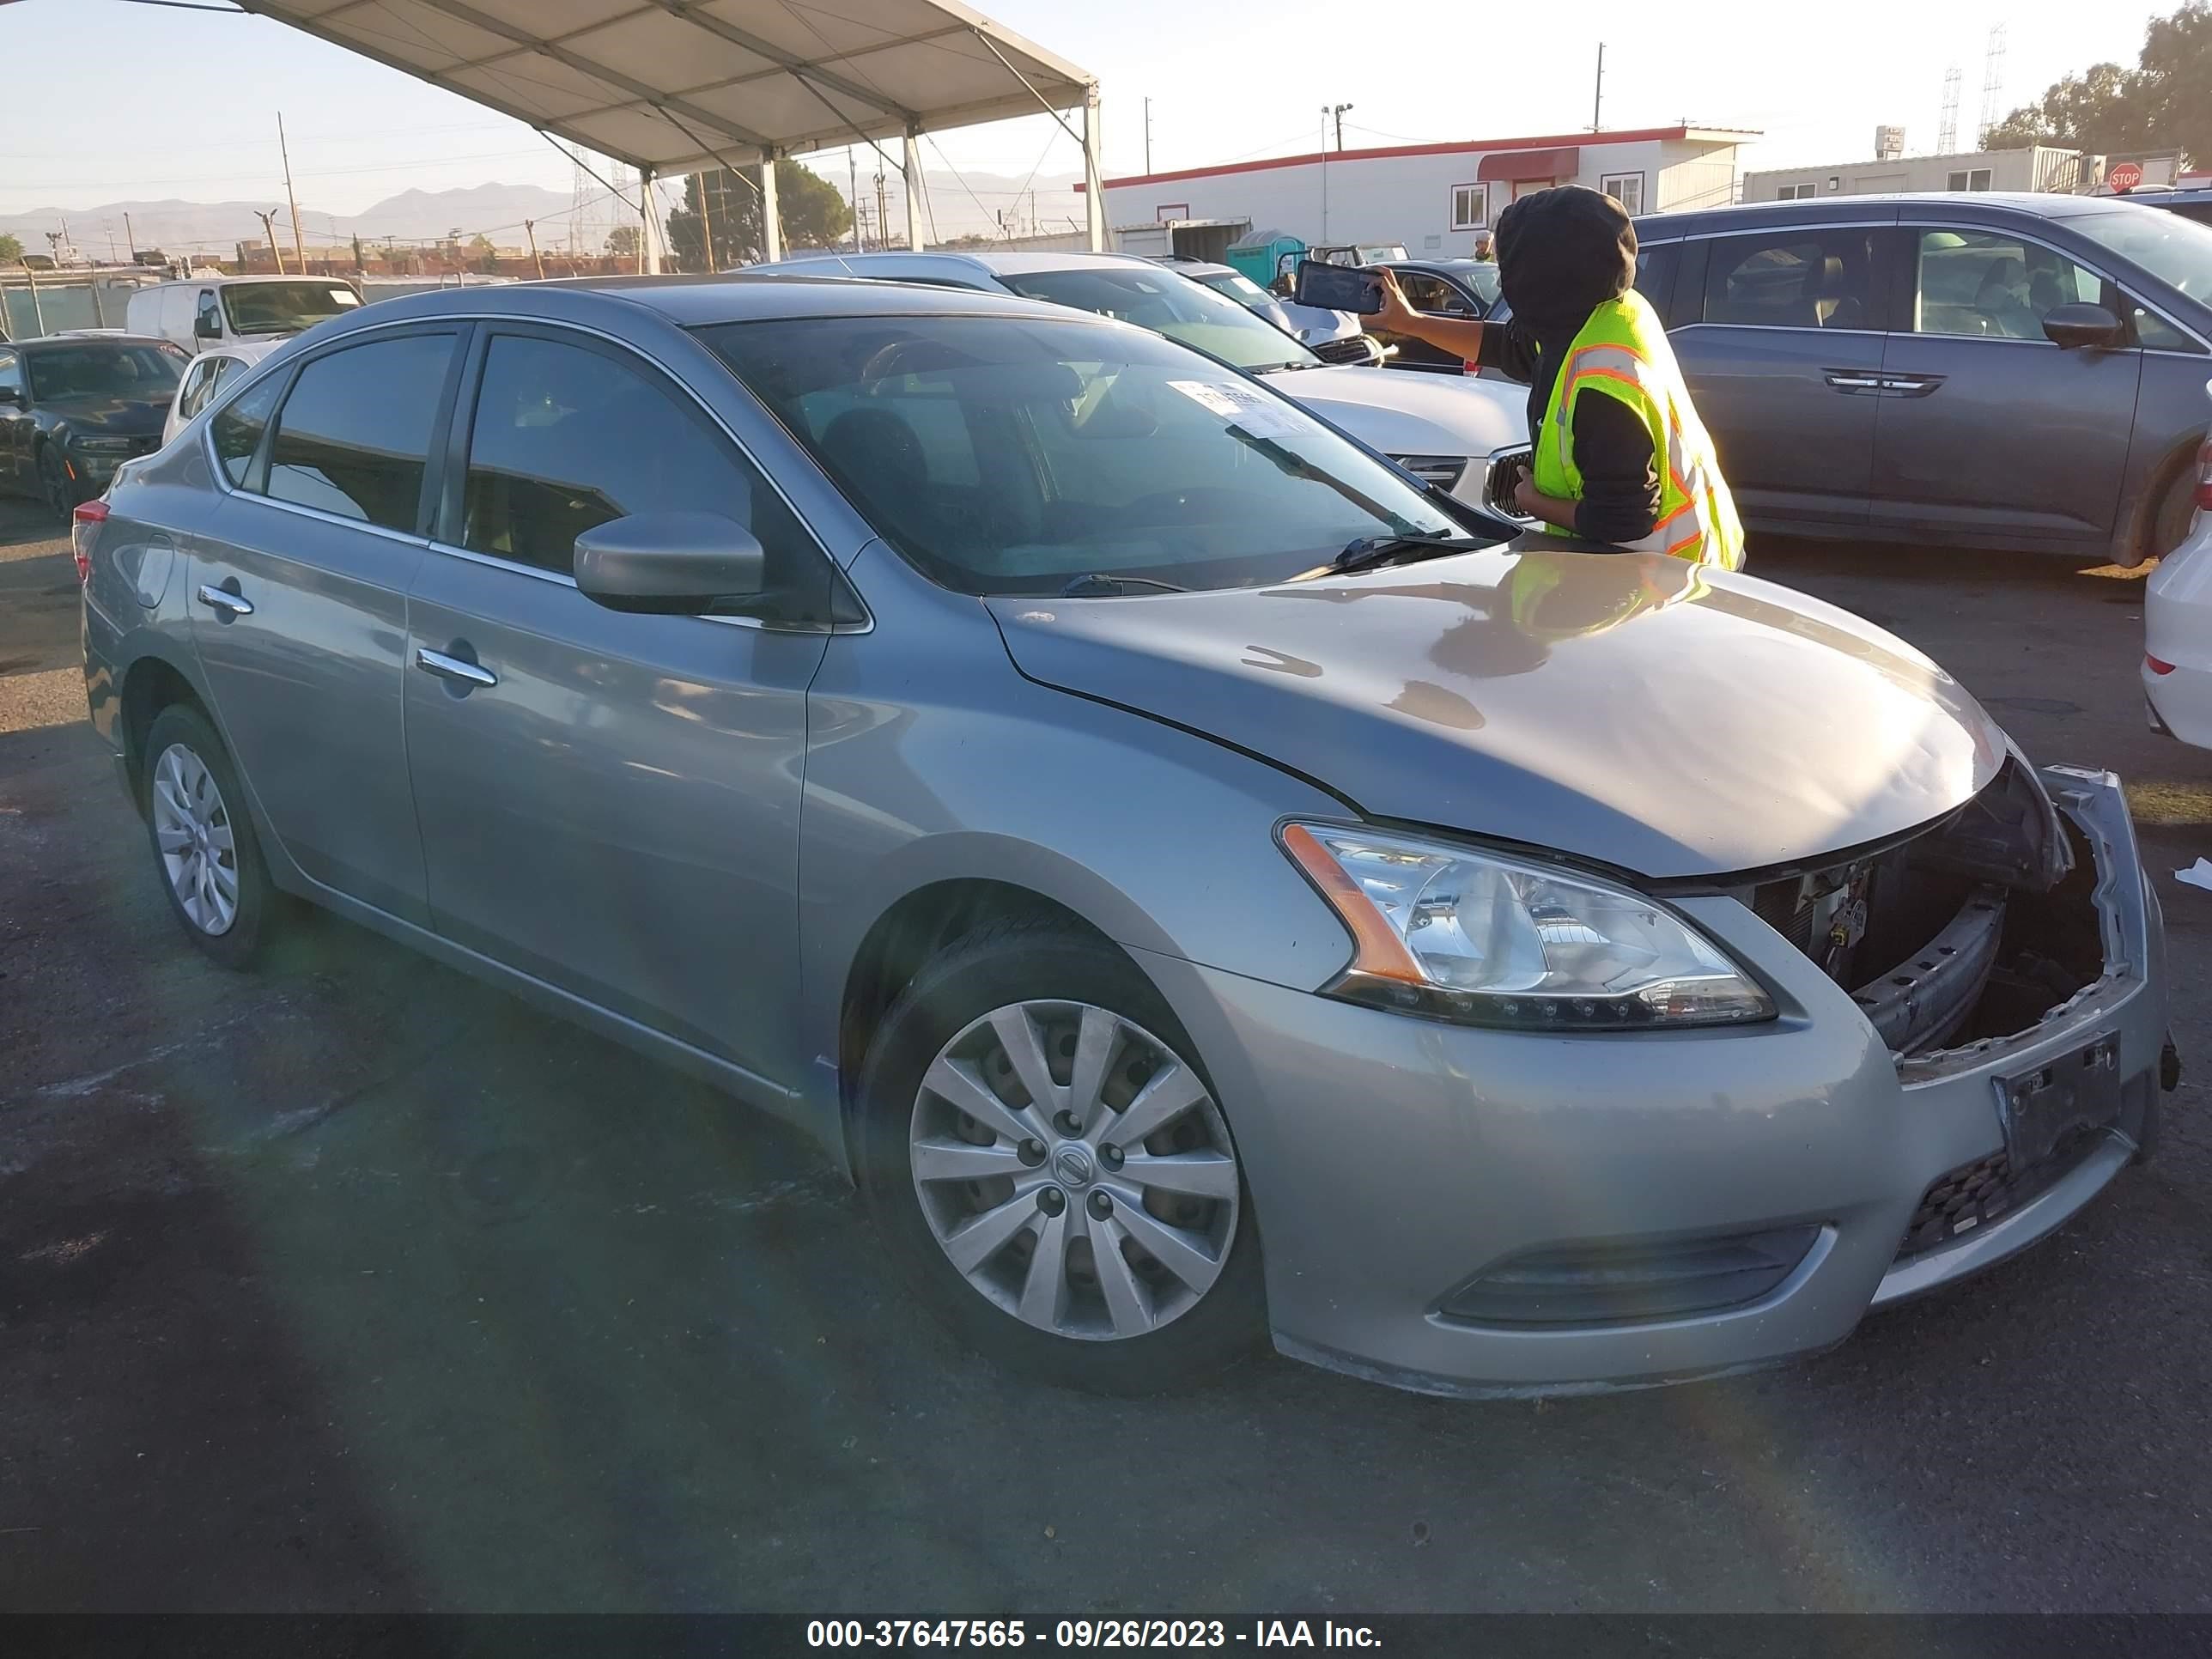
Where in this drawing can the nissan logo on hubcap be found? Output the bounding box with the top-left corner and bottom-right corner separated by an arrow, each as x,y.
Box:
1051,1145 -> 1096,1188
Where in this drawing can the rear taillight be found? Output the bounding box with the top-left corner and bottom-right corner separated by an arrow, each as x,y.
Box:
71,499 -> 108,584
2148,654 -> 2176,676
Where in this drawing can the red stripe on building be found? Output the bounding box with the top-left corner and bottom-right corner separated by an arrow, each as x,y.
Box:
1082,126 -> 1751,192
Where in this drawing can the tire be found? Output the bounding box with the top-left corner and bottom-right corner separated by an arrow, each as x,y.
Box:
141,704 -> 277,969
853,916 -> 1266,1394
2141,462 -> 2198,567
37,445 -> 77,520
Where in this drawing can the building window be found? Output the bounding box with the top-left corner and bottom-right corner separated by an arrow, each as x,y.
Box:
1601,173 -> 1645,215
1776,182 -> 1819,200
1947,168 -> 1994,191
1450,182 -> 1490,230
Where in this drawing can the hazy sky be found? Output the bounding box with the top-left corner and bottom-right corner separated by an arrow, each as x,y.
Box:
0,0 -> 2174,225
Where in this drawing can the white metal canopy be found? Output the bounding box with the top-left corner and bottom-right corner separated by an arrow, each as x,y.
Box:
234,0 -> 1104,258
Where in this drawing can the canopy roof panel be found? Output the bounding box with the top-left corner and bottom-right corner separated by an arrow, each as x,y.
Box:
237,0 -> 1097,172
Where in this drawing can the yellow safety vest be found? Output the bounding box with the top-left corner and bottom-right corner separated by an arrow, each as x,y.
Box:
1529,290 -> 1745,571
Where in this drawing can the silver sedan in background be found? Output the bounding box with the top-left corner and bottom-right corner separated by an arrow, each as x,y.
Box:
81,275 -> 2170,1396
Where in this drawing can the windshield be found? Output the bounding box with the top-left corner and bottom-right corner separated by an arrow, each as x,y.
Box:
221,281 -> 362,336
1192,269 -> 1276,310
698,313 -> 1470,597
2069,207 -> 2212,305
993,266 -> 1320,372
24,343 -> 184,401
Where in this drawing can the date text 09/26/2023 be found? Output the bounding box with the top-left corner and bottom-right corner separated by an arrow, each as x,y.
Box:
806,1621 -> 1382,1649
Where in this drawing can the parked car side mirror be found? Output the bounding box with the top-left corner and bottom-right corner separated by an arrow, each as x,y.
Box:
0,386 -> 21,407
574,511 -> 765,616
2042,302 -> 2124,349
193,314 -> 222,343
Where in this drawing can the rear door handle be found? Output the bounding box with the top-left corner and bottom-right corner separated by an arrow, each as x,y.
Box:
415,646 -> 498,690
194,581 -> 253,617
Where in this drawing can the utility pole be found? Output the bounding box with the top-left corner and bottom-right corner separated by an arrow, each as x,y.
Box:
1319,106 -> 1331,240
523,217 -> 544,280
1330,102 -> 1352,152
277,112 -> 307,272
255,208 -> 286,275
849,148 -> 863,251
1591,42 -> 1605,132
875,168 -> 890,255
694,169 -> 716,272
124,211 -> 137,260
1145,96 -> 1153,174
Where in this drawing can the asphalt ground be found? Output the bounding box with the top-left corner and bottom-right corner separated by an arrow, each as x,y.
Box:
2,494 -> 2208,1613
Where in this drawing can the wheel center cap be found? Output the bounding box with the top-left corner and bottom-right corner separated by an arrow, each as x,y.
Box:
1050,1144 -> 1096,1188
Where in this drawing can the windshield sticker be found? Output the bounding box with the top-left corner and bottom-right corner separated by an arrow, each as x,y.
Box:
1167,379 -> 1306,440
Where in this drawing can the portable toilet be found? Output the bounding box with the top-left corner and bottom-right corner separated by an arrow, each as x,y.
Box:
1227,228 -> 1304,289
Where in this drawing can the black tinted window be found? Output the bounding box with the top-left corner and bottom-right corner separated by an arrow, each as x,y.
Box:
1700,229 -> 1878,330
266,332 -> 453,531
211,373 -> 283,487
461,332 -> 830,614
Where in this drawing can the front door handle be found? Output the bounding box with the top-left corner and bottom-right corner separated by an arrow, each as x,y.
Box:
195,581 -> 253,618
415,645 -> 498,690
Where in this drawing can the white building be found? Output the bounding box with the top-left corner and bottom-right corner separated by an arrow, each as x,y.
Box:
1743,144 -> 2098,202
1094,125 -> 1759,259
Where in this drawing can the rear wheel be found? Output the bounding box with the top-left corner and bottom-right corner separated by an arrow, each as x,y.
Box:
854,918 -> 1264,1393
142,704 -> 276,969
2142,464 -> 2199,566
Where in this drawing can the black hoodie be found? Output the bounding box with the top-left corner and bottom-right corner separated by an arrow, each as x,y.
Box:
1475,185 -> 1660,544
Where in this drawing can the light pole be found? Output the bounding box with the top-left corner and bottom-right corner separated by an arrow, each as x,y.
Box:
1330,102 -> 1353,152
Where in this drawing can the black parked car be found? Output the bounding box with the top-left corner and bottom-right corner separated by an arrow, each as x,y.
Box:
2127,185 -> 2212,228
1369,259 -> 1502,373
0,331 -> 186,516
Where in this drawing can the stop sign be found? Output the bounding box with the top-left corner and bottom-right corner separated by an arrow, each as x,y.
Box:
2108,160 -> 2144,192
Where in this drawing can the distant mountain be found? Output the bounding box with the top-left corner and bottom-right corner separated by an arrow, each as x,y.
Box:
0,167 -> 1086,260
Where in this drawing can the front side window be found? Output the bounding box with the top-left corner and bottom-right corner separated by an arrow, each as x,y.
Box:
1699,229 -> 1878,330
1451,184 -> 1491,230
698,313 -> 1474,597
0,351 -> 20,398
264,331 -> 453,531
2069,205 -> 2212,307
222,281 -> 361,337
195,291 -> 222,338
176,358 -> 217,417
1601,173 -> 1645,216
22,343 -> 184,402
210,374 -> 282,487
1912,229 -> 2107,339
994,266 -> 1319,373
459,332 -> 831,617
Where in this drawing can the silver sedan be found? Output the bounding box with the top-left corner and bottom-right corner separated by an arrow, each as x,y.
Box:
80,274 -> 2171,1395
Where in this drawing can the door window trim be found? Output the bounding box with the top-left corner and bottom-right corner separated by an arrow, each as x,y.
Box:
430,319 -> 866,635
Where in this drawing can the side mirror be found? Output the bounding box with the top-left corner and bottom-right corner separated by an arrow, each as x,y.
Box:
194,314 -> 222,342
0,386 -> 21,407
2042,302 -> 2124,349
574,511 -> 766,616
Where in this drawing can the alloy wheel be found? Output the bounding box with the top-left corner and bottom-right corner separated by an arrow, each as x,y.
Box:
908,1000 -> 1241,1341
150,742 -> 240,935
39,449 -> 73,520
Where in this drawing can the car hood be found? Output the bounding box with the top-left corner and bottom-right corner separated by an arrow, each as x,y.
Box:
1274,300 -> 1362,342
988,549 -> 2008,878
1269,363 -> 1526,459
43,394 -> 170,434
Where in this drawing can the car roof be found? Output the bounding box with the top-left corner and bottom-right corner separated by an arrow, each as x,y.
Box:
292,270 -> 1122,333
1638,191 -> 2138,234
19,331 -> 177,351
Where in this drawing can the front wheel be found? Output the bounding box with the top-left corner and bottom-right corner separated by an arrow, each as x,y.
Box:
37,446 -> 77,520
854,918 -> 1265,1393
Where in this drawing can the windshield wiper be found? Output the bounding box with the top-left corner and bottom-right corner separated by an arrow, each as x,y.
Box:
1325,531 -> 1476,574
1059,573 -> 1188,597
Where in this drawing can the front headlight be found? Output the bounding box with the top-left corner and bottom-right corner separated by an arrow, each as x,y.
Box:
1280,823 -> 1776,1030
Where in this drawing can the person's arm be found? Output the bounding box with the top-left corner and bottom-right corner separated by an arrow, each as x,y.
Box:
1369,268 -> 1489,362
1511,393 -> 1662,542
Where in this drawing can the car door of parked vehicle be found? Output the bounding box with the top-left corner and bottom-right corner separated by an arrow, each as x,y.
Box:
0,349 -> 24,489
1376,270 -> 1478,372
403,325 -> 836,1087
1668,219 -> 1893,532
189,326 -> 459,923
1871,219 -> 2142,549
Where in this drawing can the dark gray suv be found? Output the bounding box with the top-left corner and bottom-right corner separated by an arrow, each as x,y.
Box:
1633,193 -> 2212,565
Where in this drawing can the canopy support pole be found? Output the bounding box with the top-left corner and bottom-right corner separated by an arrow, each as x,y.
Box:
1083,88 -> 1105,252
903,125 -> 927,250
639,164 -> 661,273
760,152 -> 782,263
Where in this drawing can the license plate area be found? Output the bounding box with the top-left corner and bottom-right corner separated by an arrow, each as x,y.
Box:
1997,1033 -> 2121,1168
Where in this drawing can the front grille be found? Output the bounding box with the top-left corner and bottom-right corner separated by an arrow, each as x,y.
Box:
1896,1127 -> 2103,1259
1312,336 -> 1377,365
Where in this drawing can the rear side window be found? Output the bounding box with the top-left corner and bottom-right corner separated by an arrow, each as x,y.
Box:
458,331 -> 831,616
265,332 -> 454,532
1699,229 -> 1879,330
210,374 -> 281,486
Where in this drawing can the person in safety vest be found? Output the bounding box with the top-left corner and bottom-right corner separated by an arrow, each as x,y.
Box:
1367,185 -> 1744,570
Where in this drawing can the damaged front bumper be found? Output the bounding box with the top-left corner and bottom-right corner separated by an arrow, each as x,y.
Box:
1141,765 -> 2166,1397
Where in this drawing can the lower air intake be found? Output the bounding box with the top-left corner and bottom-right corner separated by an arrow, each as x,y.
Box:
1437,1225 -> 1820,1328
